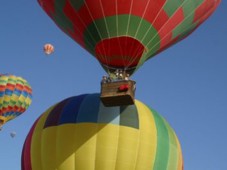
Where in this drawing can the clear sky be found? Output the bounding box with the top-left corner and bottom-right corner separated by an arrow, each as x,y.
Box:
0,1 -> 226,170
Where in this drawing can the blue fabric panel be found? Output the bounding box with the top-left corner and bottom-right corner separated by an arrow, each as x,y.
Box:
97,102 -> 120,125
0,92 -> 5,97
5,89 -> 13,96
77,93 -> 100,123
59,94 -> 87,124
44,98 -> 71,128
14,89 -> 22,96
120,105 -> 139,129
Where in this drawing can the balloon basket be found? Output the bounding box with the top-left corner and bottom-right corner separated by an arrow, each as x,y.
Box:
100,80 -> 136,107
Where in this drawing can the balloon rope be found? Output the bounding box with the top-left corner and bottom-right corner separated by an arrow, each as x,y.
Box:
123,0 -> 134,68
85,0 -> 113,75
64,1 -> 111,75
126,0 -> 186,67
125,0 -> 170,68
98,0 -> 112,76
125,0 -> 153,70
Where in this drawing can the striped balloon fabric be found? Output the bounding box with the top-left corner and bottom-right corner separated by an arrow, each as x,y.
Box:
38,0 -> 220,75
0,74 -> 32,126
22,93 -> 183,170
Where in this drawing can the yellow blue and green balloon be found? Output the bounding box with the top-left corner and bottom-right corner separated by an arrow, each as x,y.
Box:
22,93 -> 183,170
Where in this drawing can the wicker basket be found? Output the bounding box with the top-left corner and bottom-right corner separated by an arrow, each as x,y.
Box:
100,80 -> 136,107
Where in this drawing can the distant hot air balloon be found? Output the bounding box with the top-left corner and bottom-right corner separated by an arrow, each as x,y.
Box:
0,74 -> 32,127
43,43 -> 54,55
22,94 -> 183,170
38,0 -> 221,76
10,131 -> 16,138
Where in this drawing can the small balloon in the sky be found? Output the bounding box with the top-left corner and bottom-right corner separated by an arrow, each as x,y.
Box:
10,132 -> 16,138
43,43 -> 54,55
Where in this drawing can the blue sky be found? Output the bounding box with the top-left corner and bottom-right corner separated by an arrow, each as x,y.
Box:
0,1 -> 226,170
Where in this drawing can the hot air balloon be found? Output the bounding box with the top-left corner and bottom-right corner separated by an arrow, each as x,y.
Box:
0,74 -> 32,127
38,0 -> 221,76
10,131 -> 16,138
21,93 -> 183,170
43,43 -> 54,55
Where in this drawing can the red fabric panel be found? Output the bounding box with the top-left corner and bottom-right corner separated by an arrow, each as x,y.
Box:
194,0 -> 221,24
194,0 -> 215,23
64,1 -> 86,47
38,0 -> 55,19
159,8 -> 184,48
21,118 -> 40,170
95,37 -> 145,67
77,0 -> 168,33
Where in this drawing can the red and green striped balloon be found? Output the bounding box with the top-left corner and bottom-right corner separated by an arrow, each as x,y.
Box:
38,0 -> 220,75
0,74 -> 32,126
22,93 -> 183,170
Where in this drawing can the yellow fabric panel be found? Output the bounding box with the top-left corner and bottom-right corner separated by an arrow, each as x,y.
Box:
18,95 -> 26,102
114,125 -> 140,170
57,123 -> 97,170
25,97 -> 32,105
0,116 -> 6,125
1,76 -> 8,80
94,124 -> 120,170
0,97 -> 3,103
41,126 -> 57,170
11,94 -> 18,101
174,132 -> 183,170
134,100 -> 158,170
4,95 -> 10,102
41,123 -> 142,170
31,105 -> 56,170
6,115 -> 14,121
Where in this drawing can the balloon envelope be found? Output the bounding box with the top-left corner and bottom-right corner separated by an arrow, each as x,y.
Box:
0,74 -> 32,126
43,43 -> 54,55
10,131 -> 16,138
38,0 -> 220,75
22,93 -> 183,170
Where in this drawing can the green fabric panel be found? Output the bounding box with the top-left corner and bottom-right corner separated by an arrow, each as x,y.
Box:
164,0 -> 183,17
173,0 -> 204,39
106,16 -> 118,37
142,28 -> 160,48
84,15 -> 160,67
162,119 -> 179,170
172,16 -> 193,39
120,105 -> 139,129
150,108 -> 170,170
84,21 -> 101,52
127,16 -> 141,36
178,22 -> 198,40
95,19 -> 110,39
84,15 -> 160,49
116,15 -> 130,36
9,78 -> 16,84
69,0 -> 85,11
134,53 -> 147,73
52,0 -> 74,37
183,0 -> 204,12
